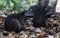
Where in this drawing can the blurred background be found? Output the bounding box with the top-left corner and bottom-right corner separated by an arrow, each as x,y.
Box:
0,0 -> 38,13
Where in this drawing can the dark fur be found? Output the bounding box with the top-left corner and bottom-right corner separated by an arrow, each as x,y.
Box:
28,0 -> 49,27
4,12 -> 25,33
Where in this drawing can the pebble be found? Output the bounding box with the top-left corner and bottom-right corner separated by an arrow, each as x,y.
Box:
29,35 -> 37,38
35,28 -> 42,33
47,35 -> 54,38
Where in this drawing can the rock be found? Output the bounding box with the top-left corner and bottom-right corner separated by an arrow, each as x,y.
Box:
25,31 -> 30,35
48,30 -> 55,35
36,33 -> 42,37
47,35 -> 54,38
35,28 -> 42,33
29,35 -> 37,38
29,26 -> 35,31
19,33 -> 28,38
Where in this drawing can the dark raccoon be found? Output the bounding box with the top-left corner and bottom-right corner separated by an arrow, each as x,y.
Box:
4,12 -> 25,33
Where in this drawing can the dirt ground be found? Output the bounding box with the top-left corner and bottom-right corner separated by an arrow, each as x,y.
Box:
0,13 -> 60,38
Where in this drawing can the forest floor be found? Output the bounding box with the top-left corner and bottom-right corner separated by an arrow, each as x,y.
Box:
0,13 -> 60,38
